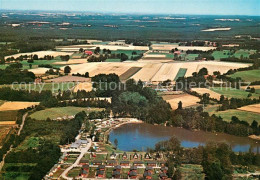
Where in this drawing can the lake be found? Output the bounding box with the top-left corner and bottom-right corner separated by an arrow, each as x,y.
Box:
109,123 -> 260,152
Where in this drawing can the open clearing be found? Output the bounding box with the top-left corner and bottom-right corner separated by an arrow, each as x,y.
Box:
228,69 -> 260,82
238,104 -> 260,114
191,88 -> 222,100
214,109 -> 260,124
29,106 -> 103,120
73,82 -> 93,92
210,87 -> 260,99
162,94 -> 200,110
0,102 -> 39,111
5,51 -> 73,59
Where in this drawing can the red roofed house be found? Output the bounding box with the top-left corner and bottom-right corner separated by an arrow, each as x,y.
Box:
85,50 -> 93,55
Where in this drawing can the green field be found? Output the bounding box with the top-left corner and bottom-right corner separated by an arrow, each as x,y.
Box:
228,69 -> 260,82
0,82 -> 77,93
212,50 -> 231,60
234,49 -> 256,59
214,109 -> 260,124
174,68 -> 187,81
210,87 -> 260,99
105,58 -> 121,62
186,54 -> 199,61
29,106 -> 103,120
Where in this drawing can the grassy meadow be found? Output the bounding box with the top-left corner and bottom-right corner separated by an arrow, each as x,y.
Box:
228,69 -> 260,82
210,87 -> 260,99
29,106 -> 103,120
214,109 -> 260,124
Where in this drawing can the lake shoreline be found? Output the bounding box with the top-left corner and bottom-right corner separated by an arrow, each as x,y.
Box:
109,123 -> 260,153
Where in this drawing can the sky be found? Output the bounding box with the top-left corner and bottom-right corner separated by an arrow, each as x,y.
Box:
0,0 -> 259,16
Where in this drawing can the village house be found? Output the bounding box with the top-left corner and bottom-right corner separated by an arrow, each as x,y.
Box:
143,171 -> 152,179
160,167 -> 168,173
129,171 -> 137,179
147,161 -> 157,167
97,165 -> 105,171
133,152 -> 139,159
96,170 -> 105,178
159,173 -> 168,180
159,161 -> 166,167
130,166 -> 137,172
79,168 -> 88,178
92,160 -> 102,166
133,161 -> 144,167
114,165 -> 122,171
144,153 -> 152,159
107,160 -> 117,166
122,152 -> 128,159
112,170 -> 121,179
79,159 -> 89,165
120,161 -> 130,166
110,151 -> 117,159
145,166 -> 153,173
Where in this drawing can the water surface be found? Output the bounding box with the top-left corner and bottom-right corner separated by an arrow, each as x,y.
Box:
109,123 -> 260,152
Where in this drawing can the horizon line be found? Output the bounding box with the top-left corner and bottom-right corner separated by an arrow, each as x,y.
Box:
0,9 -> 260,17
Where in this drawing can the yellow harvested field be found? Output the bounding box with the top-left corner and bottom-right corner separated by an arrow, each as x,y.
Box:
29,68 -> 50,75
56,44 -> 149,52
5,51 -> 73,59
151,63 -> 182,81
69,62 -> 145,77
0,121 -> 16,125
73,82 -> 93,92
53,59 -> 88,65
67,61 -> 251,82
162,94 -> 200,110
238,104 -> 260,114
191,88 -> 221,100
0,102 -> 40,111
131,63 -> 163,81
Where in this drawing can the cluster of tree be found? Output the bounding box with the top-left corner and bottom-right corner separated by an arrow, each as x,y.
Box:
0,87 -> 54,102
57,98 -> 111,109
125,39 -> 151,46
45,68 -> 59,75
220,57 -> 254,63
152,137 -> 259,179
72,72 -> 89,78
175,68 -> 209,90
87,53 -> 129,62
38,64 -> 53,68
0,64 -> 35,84
6,140 -> 61,180
6,54 -> 55,62
111,79 -> 172,124
169,107 -> 259,137
60,55 -> 70,61
218,95 -> 260,111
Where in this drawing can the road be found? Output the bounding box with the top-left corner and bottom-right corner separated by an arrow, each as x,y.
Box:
60,138 -> 92,180
18,112 -> 28,136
